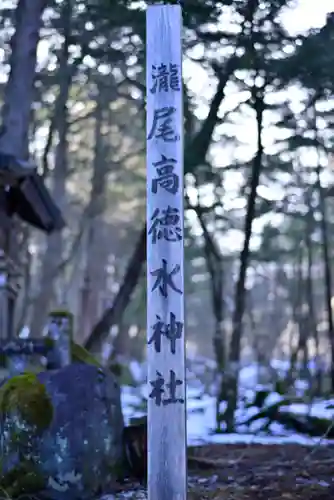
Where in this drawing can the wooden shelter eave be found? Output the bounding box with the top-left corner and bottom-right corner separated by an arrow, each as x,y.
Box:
0,152 -> 65,233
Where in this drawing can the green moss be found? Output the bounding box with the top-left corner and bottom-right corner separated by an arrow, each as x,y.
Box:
47,309 -> 105,368
0,372 -> 53,433
0,459 -> 46,497
0,374 -> 52,497
44,336 -> 102,368
48,309 -> 74,320
71,341 -> 102,368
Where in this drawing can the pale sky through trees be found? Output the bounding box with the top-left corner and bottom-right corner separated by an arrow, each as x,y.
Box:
185,0 -> 333,252
3,0 -> 330,254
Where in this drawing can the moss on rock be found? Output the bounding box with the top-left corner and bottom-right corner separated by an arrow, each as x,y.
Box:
71,341 -> 102,367
0,372 -> 53,433
44,335 -> 103,368
1,364 -> 124,499
0,373 -> 53,497
47,309 -> 104,367
0,460 -> 46,497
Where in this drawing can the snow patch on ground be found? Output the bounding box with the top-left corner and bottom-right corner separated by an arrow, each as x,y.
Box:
121,358 -> 334,447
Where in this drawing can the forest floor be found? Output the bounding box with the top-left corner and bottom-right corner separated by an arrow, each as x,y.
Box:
110,443 -> 334,499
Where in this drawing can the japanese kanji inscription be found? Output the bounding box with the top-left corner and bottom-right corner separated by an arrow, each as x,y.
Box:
151,154 -> 179,194
148,206 -> 182,244
148,312 -> 184,354
147,106 -> 180,142
149,370 -> 185,406
146,4 -> 186,500
150,63 -> 181,94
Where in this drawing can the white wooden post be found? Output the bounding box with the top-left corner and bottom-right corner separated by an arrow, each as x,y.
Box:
146,4 -> 187,500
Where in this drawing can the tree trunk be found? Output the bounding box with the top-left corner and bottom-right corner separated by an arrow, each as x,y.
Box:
84,61 -> 238,353
198,209 -> 224,427
0,0 -> 47,340
84,1 -> 262,354
221,89 -> 265,432
312,104 -> 334,391
84,225 -> 146,353
304,191 -> 321,394
0,0 -> 47,157
316,165 -> 334,390
29,0 -> 73,337
78,84 -> 110,341
285,245 -> 304,388
295,253 -> 309,379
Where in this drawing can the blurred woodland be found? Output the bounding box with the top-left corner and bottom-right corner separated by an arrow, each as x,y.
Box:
1,0 -> 334,432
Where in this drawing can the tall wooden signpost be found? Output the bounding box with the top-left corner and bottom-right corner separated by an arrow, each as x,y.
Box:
146,3 -> 187,499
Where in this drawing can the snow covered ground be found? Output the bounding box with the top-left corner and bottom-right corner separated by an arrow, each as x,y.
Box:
102,358 -> 334,499
121,358 -> 334,446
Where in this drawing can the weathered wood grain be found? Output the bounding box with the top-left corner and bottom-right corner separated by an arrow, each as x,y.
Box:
146,4 -> 187,500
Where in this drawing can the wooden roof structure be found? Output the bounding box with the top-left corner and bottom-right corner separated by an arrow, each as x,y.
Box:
0,152 -> 65,233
